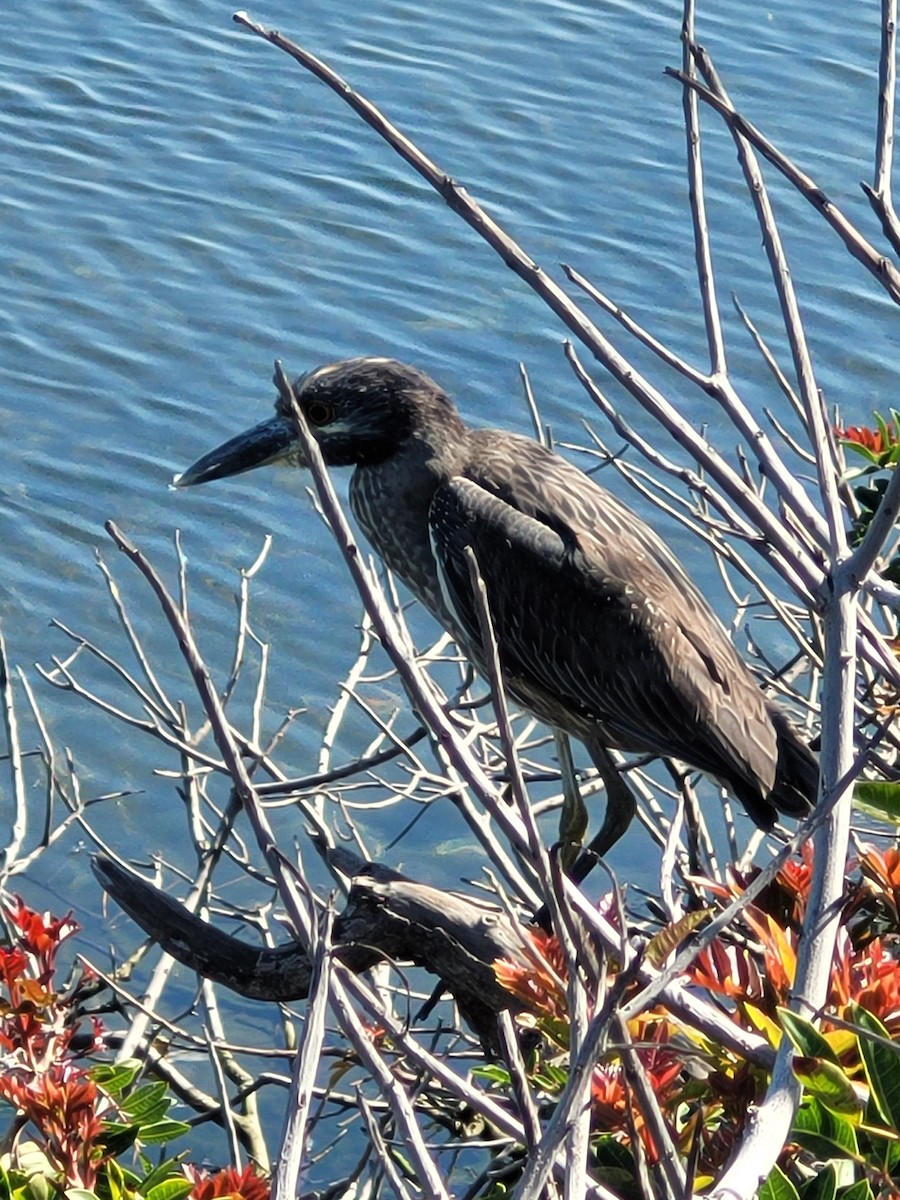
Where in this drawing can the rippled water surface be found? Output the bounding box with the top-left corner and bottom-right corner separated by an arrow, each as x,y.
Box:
0,0 -> 893,1167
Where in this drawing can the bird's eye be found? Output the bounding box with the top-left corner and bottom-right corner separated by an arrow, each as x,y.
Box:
306,401 -> 334,426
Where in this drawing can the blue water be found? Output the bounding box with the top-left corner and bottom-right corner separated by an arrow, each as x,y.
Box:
0,0 -> 892,1173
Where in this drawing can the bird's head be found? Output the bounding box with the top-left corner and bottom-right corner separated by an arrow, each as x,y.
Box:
174,356 -> 464,487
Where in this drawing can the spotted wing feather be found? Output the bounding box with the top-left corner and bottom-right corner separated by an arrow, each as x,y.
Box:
429,432 -> 791,817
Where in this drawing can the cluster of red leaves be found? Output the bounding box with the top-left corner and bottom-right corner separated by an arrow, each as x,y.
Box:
0,898 -> 92,1069
0,897 -> 270,1200
494,843 -> 900,1178
835,424 -> 900,455
0,897 -> 108,1190
589,1014 -> 685,1163
493,928 -> 568,1024
185,1163 -> 270,1200
834,846 -> 900,1039
1,1070 -> 107,1190
690,843 -> 900,1042
853,844 -> 900,927
683,845 -> 900,1167
495,930 -> 704,1164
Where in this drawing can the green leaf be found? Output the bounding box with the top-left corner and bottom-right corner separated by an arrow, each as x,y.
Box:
792,1055 -> 865,1120
89,1062 -> 140,1099
779,1008 -> 840,1064
99,1158 -> 122,1200
98,1122 -> 140,1158
11,1137 -> 55,1195
13,1145 -> 53,1180
875,412 -> 893,450
121,1082 -> 170,1125
107,1159 -> 142,1195
835,1181 -> 874,1200
852,1003 -> 900,1131
471,1064 -> 511,1085
65,1190 -> 102,1200
798,1163 -> 836,1200
145,1180 -> 193,1200
880,1137 -> 900,1175
850,446 -> 882,465
136,1120 -> 192,1146
137,1155 -> 188,1195
757,1164 -> 801,1200
590,1135 -> 635,1188
793,1097 -> 859,1159
531,1061 -> 568,1093
853,782 -> 900,825
20,1177 -> 50,1200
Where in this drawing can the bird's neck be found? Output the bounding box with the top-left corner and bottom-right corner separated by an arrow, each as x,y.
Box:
349,433 -> 466,618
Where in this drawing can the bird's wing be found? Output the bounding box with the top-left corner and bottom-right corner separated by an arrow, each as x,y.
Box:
428,434 -> 777,790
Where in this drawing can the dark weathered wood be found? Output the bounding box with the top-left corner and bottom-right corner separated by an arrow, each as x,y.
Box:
92,852 -> 534,1048
92,855 -> 335,1000
337,874 -> 531,1039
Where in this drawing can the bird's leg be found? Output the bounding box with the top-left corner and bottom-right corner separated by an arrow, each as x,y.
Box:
530,738 -> 636,932
567,739 -> 637,885
553,730 -> 588,872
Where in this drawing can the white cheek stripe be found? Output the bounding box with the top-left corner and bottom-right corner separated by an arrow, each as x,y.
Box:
319,418 -> 356,436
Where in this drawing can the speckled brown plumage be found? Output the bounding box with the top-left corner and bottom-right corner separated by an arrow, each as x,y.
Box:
176,356 -> 817,853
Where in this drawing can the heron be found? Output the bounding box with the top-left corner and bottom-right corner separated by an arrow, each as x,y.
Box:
175,356 -> 816,869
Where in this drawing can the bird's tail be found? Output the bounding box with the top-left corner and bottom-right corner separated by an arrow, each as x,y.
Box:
729,709 -> 817,829
770,710 -> 818,817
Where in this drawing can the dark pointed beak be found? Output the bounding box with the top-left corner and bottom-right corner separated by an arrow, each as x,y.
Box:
173,415 -> 300,487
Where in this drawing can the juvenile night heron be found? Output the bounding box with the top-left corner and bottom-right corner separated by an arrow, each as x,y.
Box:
175,357 -> 817,863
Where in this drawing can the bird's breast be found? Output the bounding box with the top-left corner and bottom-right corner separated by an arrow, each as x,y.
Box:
349,462 -> 449,621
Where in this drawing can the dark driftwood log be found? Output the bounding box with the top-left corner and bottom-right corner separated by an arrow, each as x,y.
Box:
91,852 -> 534,1048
